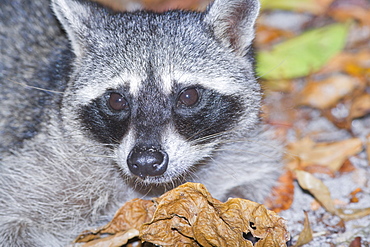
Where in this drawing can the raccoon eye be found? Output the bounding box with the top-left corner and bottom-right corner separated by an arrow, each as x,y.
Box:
108,93 -> 129,111
178,88 -> 199,107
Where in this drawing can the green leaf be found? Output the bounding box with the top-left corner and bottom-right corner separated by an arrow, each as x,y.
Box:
256,23 -> 349,80
260,0 -> 319,12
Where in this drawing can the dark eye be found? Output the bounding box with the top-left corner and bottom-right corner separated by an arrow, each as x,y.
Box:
178,88 -> 199,107
108,93 -> 129,111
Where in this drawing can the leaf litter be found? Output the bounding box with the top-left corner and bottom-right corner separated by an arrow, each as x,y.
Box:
256,0 -> 370,245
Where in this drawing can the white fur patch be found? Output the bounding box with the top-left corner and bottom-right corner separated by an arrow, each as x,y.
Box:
75,74 -> 143,105
115,128 -> 136,175
75,68 -> 243,106
161,70 -> 244,95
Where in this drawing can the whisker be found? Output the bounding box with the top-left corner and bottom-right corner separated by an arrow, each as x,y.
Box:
7,78 -> 64,94
209,156 -> 240,181
212,147 -> 280,160
188,124 -> 239,144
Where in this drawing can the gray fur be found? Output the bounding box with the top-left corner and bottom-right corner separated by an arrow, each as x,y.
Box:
0,0 -> 282,246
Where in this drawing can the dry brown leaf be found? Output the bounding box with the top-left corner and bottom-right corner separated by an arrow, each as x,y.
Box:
82,229 -> 139,247
349,93 -> 370,119
296,170 -> 370,221
140,182 -> 290,247
74,183 -> 289,246
294,211 -> 313,247
264,170 -> 295,212
296,170 -> 337,214
297,75 -> 360,109
74,198 -> 155,243
287,137 -> 363,172
101,198 -> 156,234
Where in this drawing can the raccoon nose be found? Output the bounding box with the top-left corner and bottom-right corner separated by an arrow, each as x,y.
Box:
127,146 -> 168,179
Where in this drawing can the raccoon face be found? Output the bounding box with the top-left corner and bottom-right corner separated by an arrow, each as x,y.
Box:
53,0 -> 260,183
77,72 -> 246,182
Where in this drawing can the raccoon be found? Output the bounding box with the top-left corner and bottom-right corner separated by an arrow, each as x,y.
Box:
0,0 -> 282,245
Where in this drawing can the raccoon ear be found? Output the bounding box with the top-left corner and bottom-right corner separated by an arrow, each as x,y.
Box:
52,0 -> 91,57
204,0 -> 260,57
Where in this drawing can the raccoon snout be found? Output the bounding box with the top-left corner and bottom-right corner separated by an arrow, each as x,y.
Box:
127,146 -> 169,179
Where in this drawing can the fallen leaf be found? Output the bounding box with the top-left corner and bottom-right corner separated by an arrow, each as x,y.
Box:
297,75 -> 360,109
296,170 -> 370,221
349,93 -> 370,119
294,211 -> 313,247
74,198 -> 156,243
287,137 -> 363,172
101,198 -> 156,234
296,170 -> 337,213
264,170 -> 295,212
140,183 -> 290,246
75,183 -> 290,246
256,23 -> 349,80
82,229 -> 139,247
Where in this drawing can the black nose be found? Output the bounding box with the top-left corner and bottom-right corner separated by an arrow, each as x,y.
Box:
127,146 -> 169,179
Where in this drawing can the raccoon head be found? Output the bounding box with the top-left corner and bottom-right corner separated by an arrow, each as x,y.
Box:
53,0 -> 261,183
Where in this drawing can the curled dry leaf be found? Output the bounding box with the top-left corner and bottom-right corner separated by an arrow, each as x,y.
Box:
81,229 -> 140,247
74,198 -> 156,243
74,183 -> 289,247
100,198 -> 156,234
296,170 -> 370,221
287,137 -> 363,172
140,183 -> 290,247
297,75 -> 360,110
